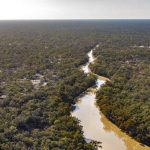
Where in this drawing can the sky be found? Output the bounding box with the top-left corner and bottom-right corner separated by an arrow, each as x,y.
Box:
0,0 -> 149,20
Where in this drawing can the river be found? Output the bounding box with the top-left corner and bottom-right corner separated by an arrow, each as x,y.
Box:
71,45 -> 150,150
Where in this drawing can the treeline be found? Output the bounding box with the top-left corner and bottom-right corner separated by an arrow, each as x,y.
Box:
0,21 -> 99,150
90,34 -> 150,146
0,20 -> 150,149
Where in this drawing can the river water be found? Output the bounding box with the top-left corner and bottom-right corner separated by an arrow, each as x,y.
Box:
71,45 -> 150,150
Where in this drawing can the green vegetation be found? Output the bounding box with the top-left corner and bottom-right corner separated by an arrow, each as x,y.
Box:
0,21 -> 98,150
0,20 -> 150,149
91,33 -> 150,146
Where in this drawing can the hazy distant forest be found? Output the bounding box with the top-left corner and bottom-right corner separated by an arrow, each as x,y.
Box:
0,20 -> 150,149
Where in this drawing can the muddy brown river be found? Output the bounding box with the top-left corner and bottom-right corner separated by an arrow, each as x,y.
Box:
71,45 -> 150,150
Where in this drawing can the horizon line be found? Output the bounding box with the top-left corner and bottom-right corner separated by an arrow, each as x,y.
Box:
0,18 -> 150,21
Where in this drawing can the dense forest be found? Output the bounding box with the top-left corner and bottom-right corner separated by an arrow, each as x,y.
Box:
0,21 -> 100,150
90,26 -> 150,146
0,20 -> 150,149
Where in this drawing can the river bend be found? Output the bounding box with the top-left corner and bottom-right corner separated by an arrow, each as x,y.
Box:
71,45 -> 150,150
